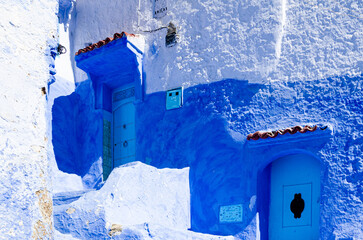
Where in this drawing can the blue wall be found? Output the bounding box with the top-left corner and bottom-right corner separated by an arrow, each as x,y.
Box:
53,93 -> 79,174
53,74 -> 363,238
136,75 -> 363,237
53,80 -> 103,189
136,79 -> 264,235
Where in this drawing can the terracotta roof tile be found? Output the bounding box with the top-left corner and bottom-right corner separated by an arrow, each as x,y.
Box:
75,32 -> 136,56
247,125 -> 327,140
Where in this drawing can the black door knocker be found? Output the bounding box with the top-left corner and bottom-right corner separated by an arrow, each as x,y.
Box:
290,193 -> 305,218
123,141 -> 128,147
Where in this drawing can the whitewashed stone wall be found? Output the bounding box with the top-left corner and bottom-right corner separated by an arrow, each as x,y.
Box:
56,0 -> 362,239
0,0 -> 58,239
71,0 -> 361,93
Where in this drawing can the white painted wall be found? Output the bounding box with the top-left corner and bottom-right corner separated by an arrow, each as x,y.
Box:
48,23 -> 84,194
71,0 -> 361,93
0,0 -> 58,238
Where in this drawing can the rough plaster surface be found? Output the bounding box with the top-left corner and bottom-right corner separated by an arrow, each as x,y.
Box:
53,75 -> 362,238
47,75 -> 84,194
54,162 -> 194,239
71,0 -> 361,93
0,0 -> 58,239
135,75 -> 362,238
52,0 -> 362,239
52,80 -> 103,189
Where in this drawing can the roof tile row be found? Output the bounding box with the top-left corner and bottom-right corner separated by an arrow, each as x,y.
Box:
246,125 -> 327,140
75,32 -> 136,56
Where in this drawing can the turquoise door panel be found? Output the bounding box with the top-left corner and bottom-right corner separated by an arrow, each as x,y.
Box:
269,154 -> 320,240
113,88 -> 135,168
283,183 -> 312,227
113,122 -> 135,143
115,139 -> 135,158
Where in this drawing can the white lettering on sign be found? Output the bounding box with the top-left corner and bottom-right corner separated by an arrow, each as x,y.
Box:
219,204 -> 243,223
154,0 -> 167,18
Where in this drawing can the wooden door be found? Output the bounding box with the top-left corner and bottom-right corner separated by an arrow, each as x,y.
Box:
113,87 -> 135,167
269,154 -> 320,240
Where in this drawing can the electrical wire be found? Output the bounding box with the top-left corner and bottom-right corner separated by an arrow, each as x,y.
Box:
139,26 -> 168,33
137,0 -> 168,33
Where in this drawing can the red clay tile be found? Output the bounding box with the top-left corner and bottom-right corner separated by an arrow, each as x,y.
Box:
113,33 -> 123,39
75,32 -> 137,56
247,125 -> 320,140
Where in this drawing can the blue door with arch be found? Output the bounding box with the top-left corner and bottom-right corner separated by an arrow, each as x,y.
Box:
269,154 -> 320,240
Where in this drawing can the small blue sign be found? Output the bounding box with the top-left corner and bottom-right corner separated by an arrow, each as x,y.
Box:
166,87 -> 182,110
219,204 -> 243,223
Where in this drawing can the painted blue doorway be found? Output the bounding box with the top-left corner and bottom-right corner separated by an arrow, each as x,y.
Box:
112,86 -> 136,167
269,154 -> 320,240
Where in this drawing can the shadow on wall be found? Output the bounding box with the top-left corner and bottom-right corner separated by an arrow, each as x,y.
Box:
52,80 -> 103,189
52,93 -> 79,174
136,79 -> 265,235
137,79 -> 264,169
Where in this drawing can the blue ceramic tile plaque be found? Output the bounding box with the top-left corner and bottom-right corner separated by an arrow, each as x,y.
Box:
219,204 -> 243,223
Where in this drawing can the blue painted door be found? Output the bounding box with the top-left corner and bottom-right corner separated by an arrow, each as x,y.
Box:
113,87 -> 135,167
269,154 -> 320,240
